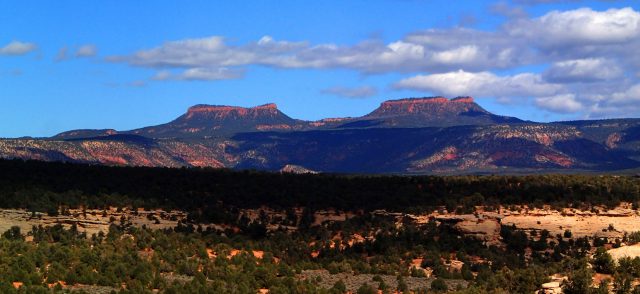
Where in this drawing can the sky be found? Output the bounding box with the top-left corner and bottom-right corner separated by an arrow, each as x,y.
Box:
1,0 -> 639,138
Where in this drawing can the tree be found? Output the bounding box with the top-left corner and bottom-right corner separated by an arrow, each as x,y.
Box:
563,266 -> 594,294
614,272 -> 633,294
593,247 -> 616,274
461,264 -> 474,281
593,279 -> 610,294
564,229 -> 573,238
397,276 -> 409,293
357,283 -> 376,294
431,278 -> 448,292
331,280 -> 347,293
2,226 -> 23,241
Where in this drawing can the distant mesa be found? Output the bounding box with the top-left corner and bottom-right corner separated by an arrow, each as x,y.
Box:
53,129 -> 118,140
51,96 -> 521,140
185,103 -> 280,120
380,96 -> 475,105
129,102 -> 299,138
359,96 -> 521,127
187,103 -> 278,113
1,95 -> 639,173
369,96 -> 478,115
450,96 -> 475,103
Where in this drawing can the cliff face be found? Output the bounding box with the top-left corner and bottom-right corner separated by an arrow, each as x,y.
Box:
350,97 -> 522,128
366,96 -> 483,117
2,97 -> 640,173
129,103 -> 303,138
183,103 -> 281,120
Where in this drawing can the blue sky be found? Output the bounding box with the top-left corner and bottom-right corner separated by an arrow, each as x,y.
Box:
1,0 -> 639,137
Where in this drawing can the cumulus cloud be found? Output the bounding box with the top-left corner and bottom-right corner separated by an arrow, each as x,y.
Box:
507,7 -> 640,49
107,6 -> 640,118
543,58 -> 623,83
110,7 -> 640,76
514,0 -> 622,5
578,83 -> 640,118
111,32 -> 533,74
76,44 -> 97,57
513,0 -> 581,5
0,41 -> 37,56
151,67 -> 243,81
110,7 -> 640,74
535,94 -> 583,113
56,45 -> 98,61
394,70 -> 563,98
610,84 -> 640,106
179,67 -> 244,81
321,86 -> 378,98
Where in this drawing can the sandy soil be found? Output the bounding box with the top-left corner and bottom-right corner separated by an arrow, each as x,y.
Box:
608,244 -> 640,261
300,269 -> 467,292
0,208 -> 187,237
397,203 -> 640,246
501,207 -> 639,239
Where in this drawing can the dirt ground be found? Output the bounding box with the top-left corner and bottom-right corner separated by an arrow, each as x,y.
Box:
300,269 -> 467,292
608,244 -> 640,261
0,208 -> 187,237
401,203 -> 640,246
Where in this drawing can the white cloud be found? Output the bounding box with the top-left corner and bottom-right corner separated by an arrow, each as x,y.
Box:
106,7 -> 640,118
321,86 -> 378,98
543,58 -> 623,83
514,0 -> 623,5
508,7 -> 640,48
125,36 -> 257,68
0,41 -> 37,56
514,0 -> 581,5
113,32 -> 529,74
76,44 -> 97,57
431,45 -> 480,65
150,68 -> 243,81
394,70 -> 563,98
610,84 -> 640,106
580,84 -> 640,118
535,94 -> 583,113
111,7 -> 640,75
179,67 -> 244,81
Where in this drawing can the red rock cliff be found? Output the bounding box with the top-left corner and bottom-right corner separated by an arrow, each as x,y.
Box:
366,96 -> 482,118
185,103 -> 280,120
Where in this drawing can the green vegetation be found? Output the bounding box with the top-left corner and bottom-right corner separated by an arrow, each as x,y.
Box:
0,159 -> 638,219
0,159 -> 639,293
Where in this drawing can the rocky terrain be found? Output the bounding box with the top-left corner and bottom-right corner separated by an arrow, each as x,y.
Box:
405,204 -> 640,246
0,207 -> 187,237
13,203 -> 640,248
1,96 -> 639,173
4,198 -> 640,293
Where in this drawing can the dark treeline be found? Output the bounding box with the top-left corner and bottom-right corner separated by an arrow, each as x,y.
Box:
0,159 -> 639,216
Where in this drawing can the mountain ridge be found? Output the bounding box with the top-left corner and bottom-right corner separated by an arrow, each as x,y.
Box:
53,96 -> 525,139
5,96 -> 640,174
